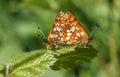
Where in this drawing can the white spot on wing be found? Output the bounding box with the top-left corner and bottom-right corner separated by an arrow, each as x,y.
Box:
60,33 -> 63,36
75,36 -> 78,39
66,41 -> 71,44
71,17 -> 74,21
66,36 -> 70,41
64,14 -> 68,19
56,17 -> 59,20
81,32 -> 84,36
76,33 -> 81,37
70,26 -> 75,32
60,38 -> 64,41
76,32 -> 85,37
74,39 -> 76,41
76,27 -> 79,30
60,18 -> 63,21
67,33 -> 72,37
55,23 -> 59,26
50,34 -> 58,38
65,15 -> 68,19
50,34 -> 53,38
66,30 -> 71,33
61,24 -> 64,27
73,21 -> 78,25
53,27 -> 62,32
60,11 -> 64,17
58,37 -> 60,39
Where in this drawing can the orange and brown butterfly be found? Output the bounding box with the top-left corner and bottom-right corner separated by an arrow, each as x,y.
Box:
44,11 -> 92,49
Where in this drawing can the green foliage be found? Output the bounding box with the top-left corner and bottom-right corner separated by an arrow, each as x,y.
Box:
51,45 -> 98,70
0,45 -> 98,77
0,0 -> 120,77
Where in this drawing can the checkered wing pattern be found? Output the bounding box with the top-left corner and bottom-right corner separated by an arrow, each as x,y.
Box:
45,11 -> 89,48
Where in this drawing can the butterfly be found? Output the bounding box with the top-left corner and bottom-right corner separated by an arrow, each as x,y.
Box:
45,11 -> 91,49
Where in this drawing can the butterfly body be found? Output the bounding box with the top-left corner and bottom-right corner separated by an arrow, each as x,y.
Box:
45,11 -> 89,49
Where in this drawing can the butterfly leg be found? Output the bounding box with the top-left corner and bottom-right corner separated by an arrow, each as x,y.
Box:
47,45 -> 50,51
47,43 -> 59,51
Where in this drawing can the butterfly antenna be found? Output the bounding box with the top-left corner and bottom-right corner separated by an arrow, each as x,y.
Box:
89,24 -> 99,38
38,26 -> 46,39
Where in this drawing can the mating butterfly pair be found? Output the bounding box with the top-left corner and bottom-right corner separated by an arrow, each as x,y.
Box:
45,11 -> 91,49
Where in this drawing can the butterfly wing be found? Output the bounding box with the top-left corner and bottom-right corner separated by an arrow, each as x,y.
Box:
65,12 -> 89,45
46,11 -> 89,48
46,11 -> 65,46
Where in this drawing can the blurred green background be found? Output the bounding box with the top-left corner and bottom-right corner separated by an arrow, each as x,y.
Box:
0,0 -> 120,77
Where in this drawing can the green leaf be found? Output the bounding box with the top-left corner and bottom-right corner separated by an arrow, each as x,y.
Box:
0,50 -> 57,77
10,51 -> 57,77
51,45 -> 98,70
0,45 -> 98,77
0,64 -> 5,75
